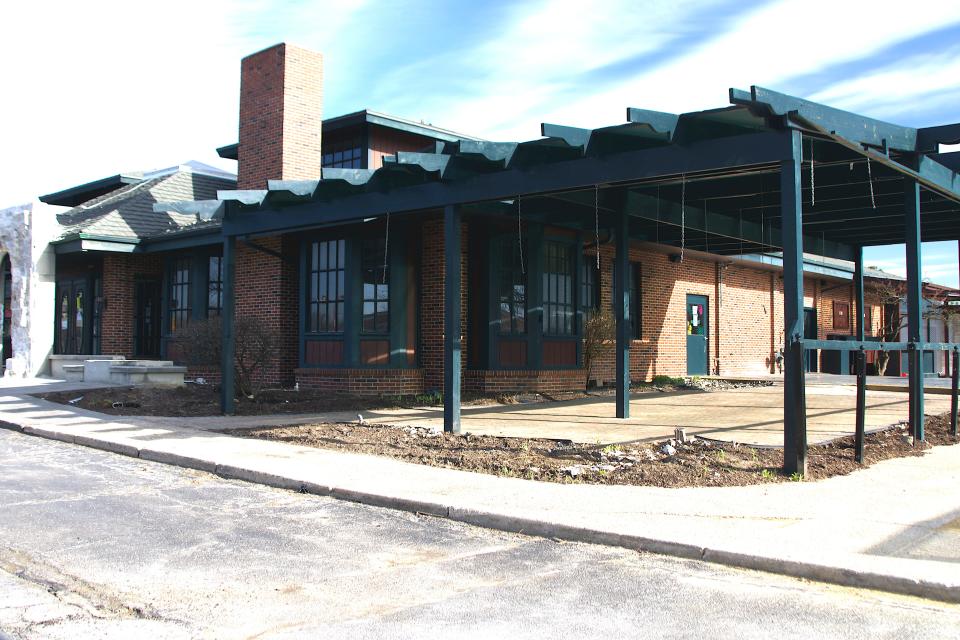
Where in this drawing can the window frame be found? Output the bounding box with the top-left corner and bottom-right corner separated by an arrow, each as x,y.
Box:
611,259 -> 643,340
543,240 -> 575,337
307,238 -> 346,334
496,236 -> 527,335
360,236 -> 390,335
167,256 -> 192,334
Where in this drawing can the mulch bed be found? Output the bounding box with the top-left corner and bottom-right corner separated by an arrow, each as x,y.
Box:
228,412 -> 958,488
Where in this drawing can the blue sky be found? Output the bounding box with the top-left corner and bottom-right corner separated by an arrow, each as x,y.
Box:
3,0 -> 958,286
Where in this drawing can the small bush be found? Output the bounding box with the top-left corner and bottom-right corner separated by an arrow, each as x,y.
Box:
173,316 -> 277,399
583,309 -> 616,387
651,375 -> 687,387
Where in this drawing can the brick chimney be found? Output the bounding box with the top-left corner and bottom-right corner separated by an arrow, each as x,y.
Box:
237,43 -> 324,190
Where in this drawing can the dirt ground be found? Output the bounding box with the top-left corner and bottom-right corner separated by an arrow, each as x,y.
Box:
35,377 -> 753,417
228,412 -> 959,488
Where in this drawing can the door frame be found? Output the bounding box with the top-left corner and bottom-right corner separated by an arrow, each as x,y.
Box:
685,294 -> 709,376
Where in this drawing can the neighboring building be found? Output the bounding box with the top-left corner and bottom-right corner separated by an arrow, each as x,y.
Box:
0,202 -> 59,376
25,43 -> 960,400
40,163 -> 236,362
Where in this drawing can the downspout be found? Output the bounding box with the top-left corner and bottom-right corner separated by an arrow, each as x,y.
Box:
714,262 -> 723,375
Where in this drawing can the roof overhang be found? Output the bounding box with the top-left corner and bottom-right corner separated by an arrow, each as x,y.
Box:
40,174 -> 143,207
191,86 -> 960,266
216,109 -> 480,160
51,234 -> 141,254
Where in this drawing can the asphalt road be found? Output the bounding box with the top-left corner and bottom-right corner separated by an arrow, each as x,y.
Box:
1,429 -> 959,640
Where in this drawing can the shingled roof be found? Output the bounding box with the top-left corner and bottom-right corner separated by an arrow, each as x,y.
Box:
55,167 -> 235,242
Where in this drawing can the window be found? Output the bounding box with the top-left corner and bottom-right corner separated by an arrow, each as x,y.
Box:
580,260 -> 600,319
543,241 -> 574,335
611,261 -> 642,339
863,305 -> 873,334
498,237 -> 526,334
361,237 -> 389,333
92,277 -> 102,354
322,139 -> 363,169
168,257 -> 191,332
833,301 -> 850,331
207,256 -> 223,317
308,239 -> 345,333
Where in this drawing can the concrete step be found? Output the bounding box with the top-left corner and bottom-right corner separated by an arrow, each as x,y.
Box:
61,364 -> 85,382
109,365 -> 187,386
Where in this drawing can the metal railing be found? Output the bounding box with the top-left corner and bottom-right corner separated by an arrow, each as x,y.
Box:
795,339 -> 959,462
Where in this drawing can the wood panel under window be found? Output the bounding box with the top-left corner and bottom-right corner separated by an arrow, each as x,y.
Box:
498,340 -> 527,368
543,340 -> 577,367
360,339 -> 390,365
305,340 -> 344,366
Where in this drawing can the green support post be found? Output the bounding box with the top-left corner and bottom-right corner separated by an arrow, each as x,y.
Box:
443,205 -> 462,433
951,349 -> 958,438
854,246 -> 866,463
614,208 -> 630,419
904,179 -> 924,441
781,130 -> 807,477
220,235 -> 236,415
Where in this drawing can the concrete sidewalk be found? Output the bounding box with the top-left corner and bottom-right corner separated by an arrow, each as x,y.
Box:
1,386 -> 959,602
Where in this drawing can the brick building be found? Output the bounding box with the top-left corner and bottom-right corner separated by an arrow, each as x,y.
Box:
39,43 -> 960,451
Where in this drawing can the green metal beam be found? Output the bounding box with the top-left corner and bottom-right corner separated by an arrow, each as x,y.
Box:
904,179 -> 925,441
220,235 -> 236,415
781,129 -> 807,477
443,205 -> 462,433
730,85 -> 918,152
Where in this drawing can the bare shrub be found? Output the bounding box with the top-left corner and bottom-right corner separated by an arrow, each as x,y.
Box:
173,316 -> 276,398
583,308 -> 615,388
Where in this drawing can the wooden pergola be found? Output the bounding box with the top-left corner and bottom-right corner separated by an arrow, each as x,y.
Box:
213,86 -> 960,475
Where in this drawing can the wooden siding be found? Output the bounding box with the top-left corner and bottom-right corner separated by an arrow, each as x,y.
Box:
367,125 -> 437,170
360,339 -> 390,365
305,339 -> 344,366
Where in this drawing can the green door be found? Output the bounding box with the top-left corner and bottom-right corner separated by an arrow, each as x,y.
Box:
686,294 -> 709,375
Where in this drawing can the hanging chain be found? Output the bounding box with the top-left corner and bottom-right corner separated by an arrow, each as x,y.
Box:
810,137 -> 816,207
517,195 -> 525,274
866,157 -> 877,209
680,174 -> 686,263
594,184 -> 600,269
382,212 -> 390,285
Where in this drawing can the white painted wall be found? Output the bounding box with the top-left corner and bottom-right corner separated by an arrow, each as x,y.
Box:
0,202 -> 61,377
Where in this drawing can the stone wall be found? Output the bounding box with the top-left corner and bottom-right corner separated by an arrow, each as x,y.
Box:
0,202 -> 59,377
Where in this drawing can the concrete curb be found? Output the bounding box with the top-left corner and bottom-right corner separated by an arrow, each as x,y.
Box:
866,384 -> 954,396
2,420 -> 958,603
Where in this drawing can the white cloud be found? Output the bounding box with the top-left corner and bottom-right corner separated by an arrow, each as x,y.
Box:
453,0 -> 960,139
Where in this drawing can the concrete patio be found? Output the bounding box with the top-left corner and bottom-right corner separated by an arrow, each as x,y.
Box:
233,382 -> 953,446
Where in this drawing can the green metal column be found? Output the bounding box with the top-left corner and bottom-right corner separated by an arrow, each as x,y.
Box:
614,208 -> 630,419
904,179 -> 924,441
781,130 -> 807,476
951,348 -> 958,438
220,235 -> 236,415
443,205 -> 462,433
853,246 -> 866,463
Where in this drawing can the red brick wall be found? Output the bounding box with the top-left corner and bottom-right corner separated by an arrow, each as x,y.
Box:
296,367 -> 424,396
233,235 -> 299,387
420,215 -> 469,391
465,369 -> 585,394
100,254 -> 161,356
238,43 -> 323,189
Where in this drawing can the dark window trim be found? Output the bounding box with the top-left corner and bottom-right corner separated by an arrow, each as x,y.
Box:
496,235 -> 527,335
611,259 -> 642,340
543,240 -> 575,337
361,236 -> 390,335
